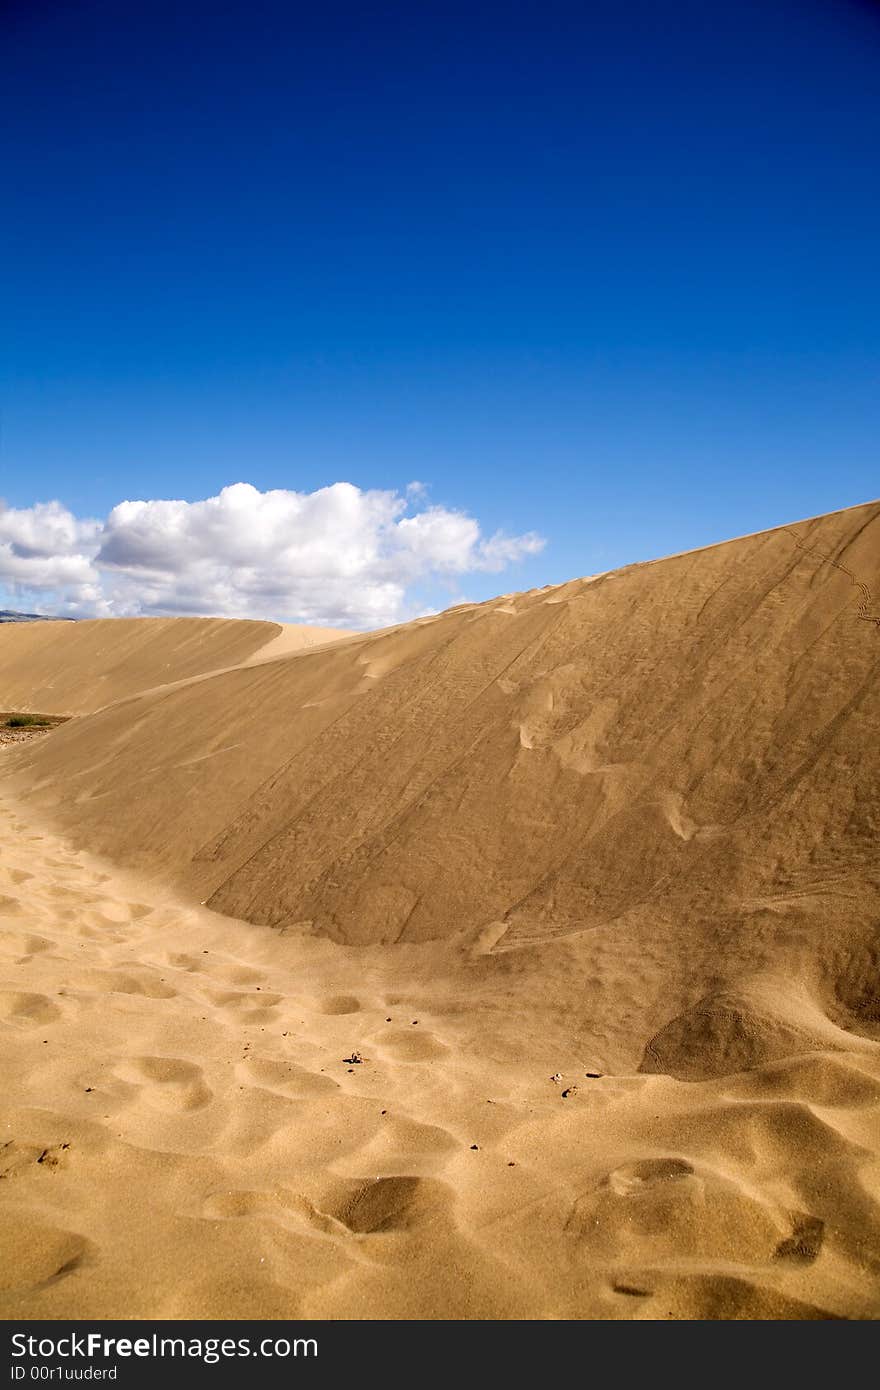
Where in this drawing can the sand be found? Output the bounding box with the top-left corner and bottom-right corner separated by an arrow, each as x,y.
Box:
0,615 -> 348,717
1,500 -> 879,1319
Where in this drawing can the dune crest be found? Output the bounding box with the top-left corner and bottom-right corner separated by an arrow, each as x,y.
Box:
0,615 -> 349,716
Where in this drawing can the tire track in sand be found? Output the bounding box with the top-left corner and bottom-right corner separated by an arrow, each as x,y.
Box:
783,525 -> 880,631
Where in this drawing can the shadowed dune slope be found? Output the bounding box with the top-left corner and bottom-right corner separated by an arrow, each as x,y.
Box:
0,616 -> 347,715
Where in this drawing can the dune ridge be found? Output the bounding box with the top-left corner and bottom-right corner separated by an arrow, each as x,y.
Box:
1,500 -> 879,1319
0,615 -> 349,716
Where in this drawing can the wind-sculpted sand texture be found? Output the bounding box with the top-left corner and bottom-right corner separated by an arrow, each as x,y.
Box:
2,500 -> 879,1319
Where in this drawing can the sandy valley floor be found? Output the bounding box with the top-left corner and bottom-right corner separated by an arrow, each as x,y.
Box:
2,789 -> 880,1319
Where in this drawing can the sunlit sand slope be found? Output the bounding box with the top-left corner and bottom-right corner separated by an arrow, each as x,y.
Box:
11,501 -> 880,951
0,615 -> 350,716
0,616 -> 289,715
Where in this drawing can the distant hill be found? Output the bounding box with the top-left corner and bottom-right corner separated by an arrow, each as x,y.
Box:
0,614 -> 348,714
0,610 -> 71,623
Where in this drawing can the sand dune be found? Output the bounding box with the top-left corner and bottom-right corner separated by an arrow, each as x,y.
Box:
1,501 -> 879,1319
0,615 -> 348,716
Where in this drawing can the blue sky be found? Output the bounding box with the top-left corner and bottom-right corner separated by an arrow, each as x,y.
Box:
1,0 -> 878,625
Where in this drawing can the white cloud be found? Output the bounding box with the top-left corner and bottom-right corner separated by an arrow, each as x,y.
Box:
0,482 -> 545,629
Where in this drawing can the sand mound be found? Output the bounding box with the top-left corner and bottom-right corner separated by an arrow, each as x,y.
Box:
814,922 -> 880,1041
2,499 -> 880,1319
639,975 -> 874,1080
0,615 -> 348,716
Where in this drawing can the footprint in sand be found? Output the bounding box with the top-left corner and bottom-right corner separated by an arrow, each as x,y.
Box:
773,1213 -> 825,1265
201,1188 -> 304,1220
82,899 -> 152,927
0,929 -> 54,960
205,963 -> 265,987
608,1157 -> 694,1195
0,1139 -> 71,1180
210,988 -> 282,1010
116,1056 -> 213,1111
317,1175 -> 455,1236
198,1189 -> 365,1263
71,924 -> 129,945
568,1156 -> 788,1267
312,994 -> 362,1016
43,886 -> 103,910
374,1028 -> 448,1062
154,951 -> 203,972
0,1215 -> 91,1295
354,1114 -> 459,1166
77,969 -> 177,1000
235,1056 -> 337,1097
0,868 -> 33,886
203,987 -> 282,1025
0,990 -> 61,1025
44,890 -> 150,925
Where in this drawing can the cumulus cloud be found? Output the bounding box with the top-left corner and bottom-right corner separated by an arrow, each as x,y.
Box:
0,482 -> 545,629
